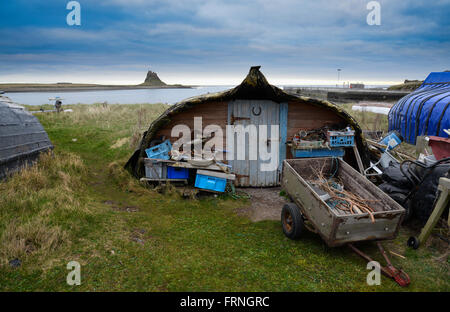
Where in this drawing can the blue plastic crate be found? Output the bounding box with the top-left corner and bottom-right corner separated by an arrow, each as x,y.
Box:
195,174 -> 227,192
167,166 -> 189,179
378,131 -> 402,151
145,140 -> 172,160
292,148 -> 345,158
327,131 -> 355,147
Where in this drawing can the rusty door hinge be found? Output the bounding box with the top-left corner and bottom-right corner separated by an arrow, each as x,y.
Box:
230,113 -> 250,124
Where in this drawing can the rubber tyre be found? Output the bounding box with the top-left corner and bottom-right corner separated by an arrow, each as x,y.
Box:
389,192 -> 412,223
407,236 -> 420,249
281,203 -> 304,240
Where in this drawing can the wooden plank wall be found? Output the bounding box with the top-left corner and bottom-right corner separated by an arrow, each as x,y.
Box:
154,101 -> 228,149
287,100 -> 345,137
286,100 -> 346,159
155,100 -> 344,143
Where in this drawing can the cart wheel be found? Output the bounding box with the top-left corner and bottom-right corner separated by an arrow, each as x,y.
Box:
407,236 -> 420,249
281,203 -> 304,240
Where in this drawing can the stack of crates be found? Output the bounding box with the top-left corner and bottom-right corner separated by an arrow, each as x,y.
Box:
144,140 -> 172,179
144,140 -> 192,180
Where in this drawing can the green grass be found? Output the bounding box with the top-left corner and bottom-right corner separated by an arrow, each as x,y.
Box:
341,103 -> 419,157
0,103 -> 448,291
387,81 -> 422,91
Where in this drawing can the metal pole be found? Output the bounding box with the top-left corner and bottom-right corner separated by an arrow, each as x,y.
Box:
337,69 -> 342,88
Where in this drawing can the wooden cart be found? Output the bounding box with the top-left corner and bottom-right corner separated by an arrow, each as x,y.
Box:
281,157 -> 410,286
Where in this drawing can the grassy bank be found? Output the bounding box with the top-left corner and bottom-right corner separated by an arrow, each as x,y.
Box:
0,103 -> 448,291
341,103 -> 418,157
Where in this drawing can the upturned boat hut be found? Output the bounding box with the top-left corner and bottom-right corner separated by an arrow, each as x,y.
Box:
126,66 -> 369,186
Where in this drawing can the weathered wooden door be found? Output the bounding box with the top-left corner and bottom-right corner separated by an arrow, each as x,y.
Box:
227,100 -> 287,187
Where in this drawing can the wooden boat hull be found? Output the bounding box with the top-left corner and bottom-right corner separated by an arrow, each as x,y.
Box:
0,96 -> 53,180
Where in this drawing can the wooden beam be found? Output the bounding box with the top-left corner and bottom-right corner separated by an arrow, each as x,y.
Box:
366,139 -> 416,161
140,178 -> 188,183
366,139 -> 388,149
144,158 -> 229,172
393,151 -> 416,162
352,145 -> 365,174
168,161 -> 229,172
418,178 -> 450,244
197,169 -> 236,180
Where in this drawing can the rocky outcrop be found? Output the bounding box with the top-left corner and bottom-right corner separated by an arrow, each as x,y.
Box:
141,70 -> 166,86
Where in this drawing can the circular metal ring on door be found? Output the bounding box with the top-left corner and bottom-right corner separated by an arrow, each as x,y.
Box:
252,106 -> 262,116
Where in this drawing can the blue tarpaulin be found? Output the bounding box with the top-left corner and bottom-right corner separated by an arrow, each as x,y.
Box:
388,72 -> 450,144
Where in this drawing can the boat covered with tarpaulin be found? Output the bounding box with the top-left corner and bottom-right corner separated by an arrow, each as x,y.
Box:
388,72 -> 450,144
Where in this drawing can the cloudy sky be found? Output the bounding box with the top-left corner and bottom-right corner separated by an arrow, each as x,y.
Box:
0,0 -> 449,85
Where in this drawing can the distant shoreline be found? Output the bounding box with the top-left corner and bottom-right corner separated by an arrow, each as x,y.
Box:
0,84 -> 193,93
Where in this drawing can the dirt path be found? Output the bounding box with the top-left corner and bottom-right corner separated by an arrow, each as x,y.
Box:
236,187 -> 289,222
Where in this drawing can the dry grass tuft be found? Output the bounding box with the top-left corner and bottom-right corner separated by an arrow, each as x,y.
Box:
38,103 -> 168,130
106,161 -> 176,199
341,103 -> 389,132
107,161 -> 146,194
110,137 -> 130,149
1,219 -> 67,264
0,151 -> 87,267
129,131 -> 142,150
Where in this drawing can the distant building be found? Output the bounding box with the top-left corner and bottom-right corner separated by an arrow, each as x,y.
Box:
350,83 -> 365,89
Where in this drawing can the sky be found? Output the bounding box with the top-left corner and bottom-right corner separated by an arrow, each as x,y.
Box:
0,0 -> 449,85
